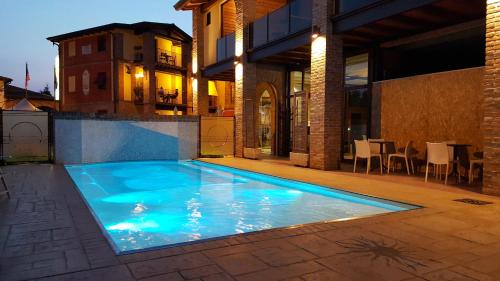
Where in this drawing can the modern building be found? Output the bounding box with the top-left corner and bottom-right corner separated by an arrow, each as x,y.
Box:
175,0 -> 499,195
47,22 -> 192,116
0,76 -> 57,111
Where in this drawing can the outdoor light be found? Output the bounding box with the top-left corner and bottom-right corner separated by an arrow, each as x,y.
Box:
312,25 -> 321,39
135,72 -> 144,79
234,56 -> 241,66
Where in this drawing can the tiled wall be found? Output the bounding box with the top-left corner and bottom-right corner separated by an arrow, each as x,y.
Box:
54,117 -> 199,164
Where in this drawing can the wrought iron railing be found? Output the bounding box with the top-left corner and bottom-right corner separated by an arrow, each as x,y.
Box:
156,49 -> 182,67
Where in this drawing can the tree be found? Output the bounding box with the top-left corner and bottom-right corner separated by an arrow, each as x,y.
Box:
40,84 -> 51,95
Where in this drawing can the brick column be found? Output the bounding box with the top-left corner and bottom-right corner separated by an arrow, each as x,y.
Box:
234,0 -> 257,158
192,8 -> 209,116
483,0 -> 500,196
309,0 -> 344,170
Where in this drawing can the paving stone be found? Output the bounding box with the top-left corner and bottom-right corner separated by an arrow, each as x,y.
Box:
119,247 -> 186,263
139,272 -> 184,281
203,243 -> 258,258
6,230 -> 51,246
452,229 -> 500,245
65,248 -> 90,271
423,268 -> 478,281
286,234 -> 345,258
180,264 -> 221,279
236,261 -> 324,281
1,243 -> 34,257
202,272 -> 236,281
34,238 -> 81,253
36,265 -> 135,281
463,254 -> 500,274
128,252 -> 212,279
214,253 -> 268,276
300,269 -> 352,281
52,227 -> 78,240
251,246 -> 316,266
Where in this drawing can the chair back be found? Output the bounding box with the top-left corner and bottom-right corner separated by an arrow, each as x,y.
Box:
426,142 -> 449,165
404,141 -> 414,157
355,140 -> 371,158
368,139 -> 384,154
445,140 -> 456,162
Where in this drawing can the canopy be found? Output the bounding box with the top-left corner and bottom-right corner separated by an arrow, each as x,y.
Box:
11,98 -> 40,111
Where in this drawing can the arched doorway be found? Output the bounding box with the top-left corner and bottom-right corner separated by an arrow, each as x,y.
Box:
256,83 -> 277,156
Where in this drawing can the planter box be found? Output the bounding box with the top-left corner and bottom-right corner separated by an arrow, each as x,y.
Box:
290,152 -> 309,167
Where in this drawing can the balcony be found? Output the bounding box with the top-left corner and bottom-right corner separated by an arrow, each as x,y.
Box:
251,0 -> 312,49
155,88 -> 186,108
156,49 -> 182,68
337,0 -> 380,14
216,32 -> 236,63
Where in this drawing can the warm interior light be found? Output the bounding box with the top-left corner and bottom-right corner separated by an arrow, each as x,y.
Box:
312,25 -> 321,40
135,68 -> 144,79
208,81 -> 218,96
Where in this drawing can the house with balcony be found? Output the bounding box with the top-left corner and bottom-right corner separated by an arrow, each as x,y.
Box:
47,22 -> 192,116
176,0 -> 500,196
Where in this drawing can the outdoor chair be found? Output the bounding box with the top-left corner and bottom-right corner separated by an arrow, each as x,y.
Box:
0,168 -> 10,199
387,141 -> 415,175
469,151 -> 483,184
354,140 -> 383,175
425,142 -> 449,185
368,138 -> 385,154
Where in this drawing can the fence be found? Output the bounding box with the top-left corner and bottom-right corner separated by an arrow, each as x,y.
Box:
1,110 -> 51,163
200,117 -> 234,157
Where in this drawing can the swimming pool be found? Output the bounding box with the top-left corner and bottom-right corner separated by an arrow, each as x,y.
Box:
66,161 -> 418,254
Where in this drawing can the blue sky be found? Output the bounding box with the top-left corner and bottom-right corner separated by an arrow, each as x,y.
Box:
0,0 -> 191,92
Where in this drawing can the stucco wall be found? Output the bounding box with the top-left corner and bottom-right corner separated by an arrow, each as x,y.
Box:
54,117 -> 199,164
372,67 -> 484,158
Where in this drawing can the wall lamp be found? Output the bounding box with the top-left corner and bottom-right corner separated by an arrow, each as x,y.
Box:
234,56 -> 242,66
312,25 -> 321,39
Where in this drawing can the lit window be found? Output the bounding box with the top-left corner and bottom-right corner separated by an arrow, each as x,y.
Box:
81,44 -> 92,55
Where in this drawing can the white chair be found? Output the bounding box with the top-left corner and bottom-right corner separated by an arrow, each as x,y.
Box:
368,138 -> 384,154
425,142 -> 449,185
354,140 -> 383,175
469,159 -> 483,184
387,141 -> 415,175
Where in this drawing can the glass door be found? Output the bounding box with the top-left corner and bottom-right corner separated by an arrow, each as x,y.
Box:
343,54 -> 370,161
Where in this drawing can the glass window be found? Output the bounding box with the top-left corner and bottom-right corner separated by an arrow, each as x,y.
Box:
98,36 -> 106,52
345,53 -> 368,86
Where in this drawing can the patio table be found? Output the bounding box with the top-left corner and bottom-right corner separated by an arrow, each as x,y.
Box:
369,140 -> 394,171
447,143 -> 471,184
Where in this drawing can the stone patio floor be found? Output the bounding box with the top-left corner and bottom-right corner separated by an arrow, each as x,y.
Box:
0,158 -> 500,281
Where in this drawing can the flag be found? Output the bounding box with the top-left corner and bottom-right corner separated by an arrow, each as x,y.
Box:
25,63 -> 30,90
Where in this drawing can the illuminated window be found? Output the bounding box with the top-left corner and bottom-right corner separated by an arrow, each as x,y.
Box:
82,44 -> 92,55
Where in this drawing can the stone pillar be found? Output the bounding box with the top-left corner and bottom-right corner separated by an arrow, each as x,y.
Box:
192,8 -> 209,116
483,0 -> 500,196
309,0 -> 344,170
234,0 -> 258,158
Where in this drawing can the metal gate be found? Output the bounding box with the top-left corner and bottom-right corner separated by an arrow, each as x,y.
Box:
0,110 -> 53,163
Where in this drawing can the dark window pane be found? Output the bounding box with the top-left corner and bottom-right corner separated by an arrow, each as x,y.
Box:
96,72 -> 107,90
97,36 -> 106,52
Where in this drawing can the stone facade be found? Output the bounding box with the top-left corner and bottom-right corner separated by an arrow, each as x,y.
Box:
235,0 -> 257,157
192,8 -> 209,116
309,0 -> 344,170
483,0 -> 500,196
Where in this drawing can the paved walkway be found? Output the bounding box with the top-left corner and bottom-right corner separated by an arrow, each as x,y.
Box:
0,160 -> 499,281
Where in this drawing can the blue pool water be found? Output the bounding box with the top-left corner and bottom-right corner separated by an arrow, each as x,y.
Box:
66,161 -> 418,253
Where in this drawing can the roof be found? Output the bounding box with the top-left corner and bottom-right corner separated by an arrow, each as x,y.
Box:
11,98 -> 40,111
4,85 -> 55,101
0,76 -> 13,84
174,0 -> 210,10
47,21 -> 192,43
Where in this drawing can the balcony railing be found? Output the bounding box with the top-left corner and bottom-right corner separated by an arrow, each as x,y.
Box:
216,32 -> 236,63
156,49 -> 182,68
337,0 -> 380,14
251,0 -> 312,48
155,88 -> 181,105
